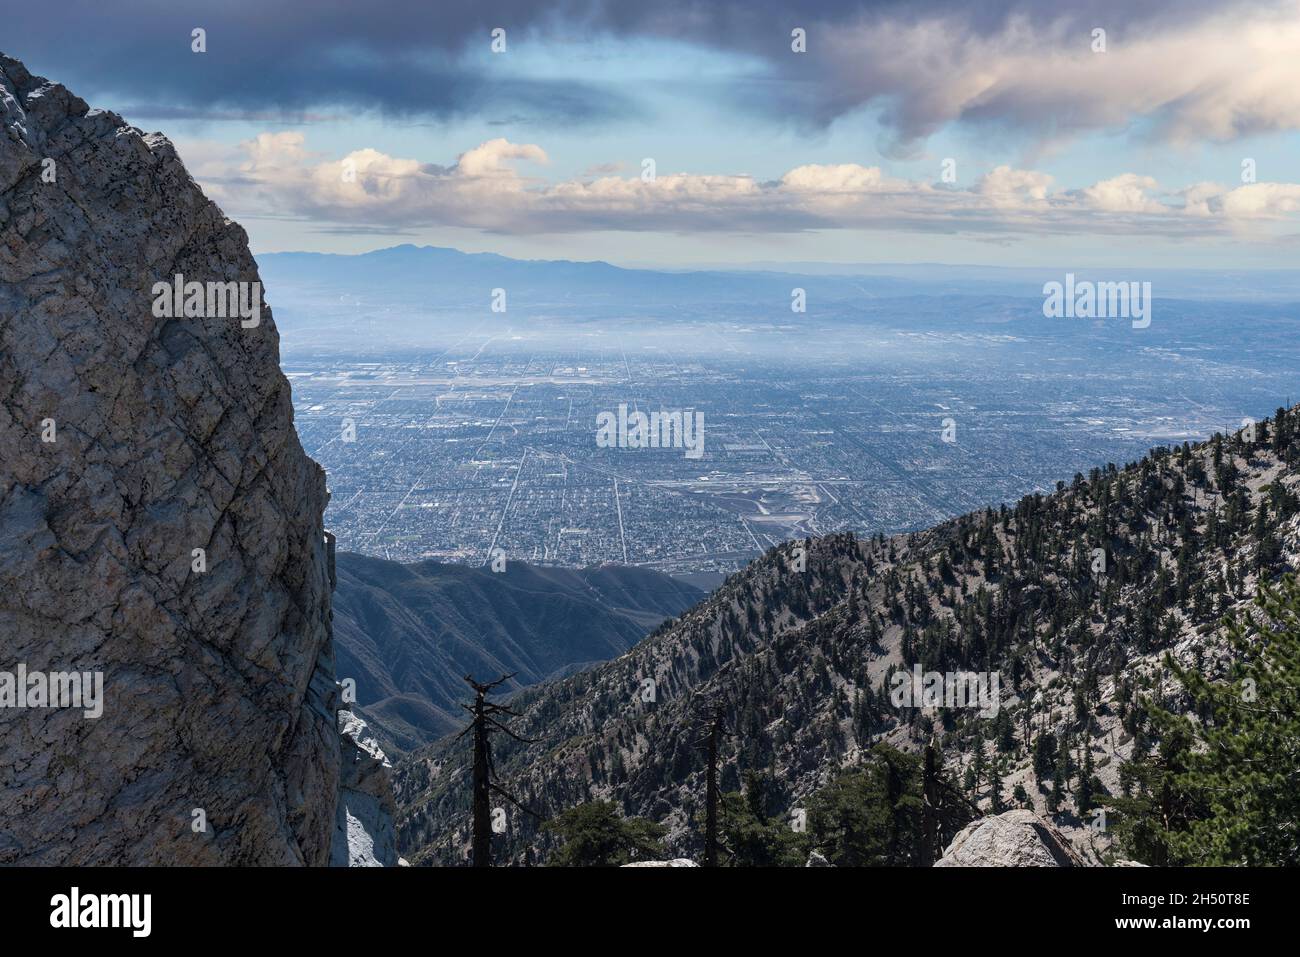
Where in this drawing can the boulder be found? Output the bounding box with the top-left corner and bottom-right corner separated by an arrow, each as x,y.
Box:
935,810 -> 1087,867
621,859 -> 700,867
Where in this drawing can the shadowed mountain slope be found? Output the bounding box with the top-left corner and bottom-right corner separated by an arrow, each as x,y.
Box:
332,553 -> 704,756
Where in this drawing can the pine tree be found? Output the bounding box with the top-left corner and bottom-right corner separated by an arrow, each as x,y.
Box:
1114,575 -> 1300,865
1049,763 -> 1065,814
1032,731 -> 1057,784
542,801 -> 666,867
717,772 -> 808,866
806,744 -> 973,866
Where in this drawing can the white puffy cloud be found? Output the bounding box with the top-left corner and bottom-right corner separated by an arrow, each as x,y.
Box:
453,139 -> 550,177
974,167 -> 1053,209
1078,175 -> 1164,214
198,135 -> 1300,239
1216,183 -> 1300,218
780,165 -> 893,192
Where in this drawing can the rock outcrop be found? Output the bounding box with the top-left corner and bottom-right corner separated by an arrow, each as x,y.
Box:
620,859 -> 699,867
934,810 -> 1088,867
0,52 -> 340,864
332,710 -> 400,867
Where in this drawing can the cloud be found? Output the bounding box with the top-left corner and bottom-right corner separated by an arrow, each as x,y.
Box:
779,164 -> 896,192
192,134 -> 1300,238
974,167 -> 1053,209
8,0 -> 1300,144
4,2 -> 638,126
781,1 -> 1300,150
1214,183 -> 1300,217
1077,175 -> 1164,214
111,105 -> 343,124
454,139 -> 549,176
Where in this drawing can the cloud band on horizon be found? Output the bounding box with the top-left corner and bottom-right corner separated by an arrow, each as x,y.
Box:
193,133 -> 1300,239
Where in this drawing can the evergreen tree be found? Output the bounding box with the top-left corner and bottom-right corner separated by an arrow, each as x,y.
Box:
806,745 -> 953,865
542,801 -> 666,866
1113,575 -> 1300,865
1032,731 -> 1057,784
717,772 -> 809,866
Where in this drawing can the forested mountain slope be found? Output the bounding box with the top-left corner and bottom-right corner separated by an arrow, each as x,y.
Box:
396,408 -> 1300,865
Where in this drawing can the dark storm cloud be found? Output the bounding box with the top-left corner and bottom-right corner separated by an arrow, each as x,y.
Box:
3,0 -> 1289,140
5,0 -> 636,124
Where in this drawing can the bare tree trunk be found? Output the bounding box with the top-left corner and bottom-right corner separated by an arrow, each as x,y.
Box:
704,707 -> 720,867
471,690 -> 491,867
922,739 -> 939,865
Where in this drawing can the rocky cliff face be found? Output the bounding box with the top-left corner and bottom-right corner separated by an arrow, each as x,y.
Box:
0,53 -> 346,864
333,710 -> 401,867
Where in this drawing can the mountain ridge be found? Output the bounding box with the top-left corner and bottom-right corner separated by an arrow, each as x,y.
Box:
332,552 -> 704,757
395,407 -> 1300,865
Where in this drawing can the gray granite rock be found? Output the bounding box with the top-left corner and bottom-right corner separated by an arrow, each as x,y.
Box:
0,52 -> 339,865
332,709 -> 398,866
935,810 -> 1088,867
621,859 -> 700,867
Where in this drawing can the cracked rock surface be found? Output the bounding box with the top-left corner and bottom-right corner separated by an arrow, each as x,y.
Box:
332,709 -> 400,867
935,810 -> 1089,867
0,53 -> 338,865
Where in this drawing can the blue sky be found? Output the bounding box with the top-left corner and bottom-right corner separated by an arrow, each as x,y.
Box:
9,1 -> 1300,267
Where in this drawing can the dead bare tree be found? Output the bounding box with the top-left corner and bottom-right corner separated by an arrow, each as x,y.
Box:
695,700 -> 726,867
454,673 -> 541,867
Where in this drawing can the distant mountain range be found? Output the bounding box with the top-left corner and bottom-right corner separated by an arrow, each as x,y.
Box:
259,243 -> 928,309
258,244 -> 1300,355
332,553 -> 705,756
261,244 -> 1300,307
257,244 -> 914,347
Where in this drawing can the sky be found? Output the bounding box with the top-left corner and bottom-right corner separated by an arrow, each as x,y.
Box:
8,0 -> 1300,268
